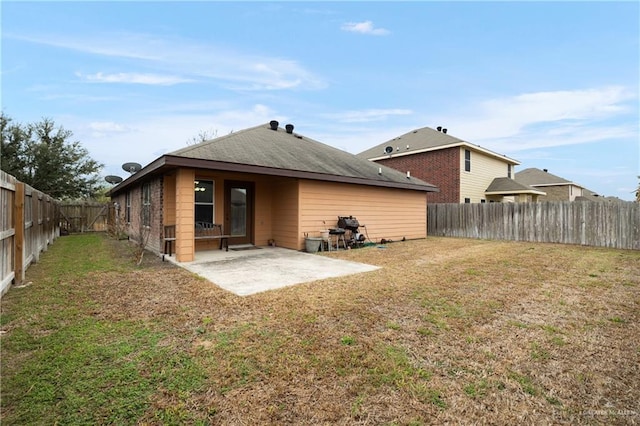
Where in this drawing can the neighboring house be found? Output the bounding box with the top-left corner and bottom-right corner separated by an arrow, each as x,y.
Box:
575,189 -> 604,202
515,168 -> 586,202
357,126 -> 545,203
109,121 -> 439,262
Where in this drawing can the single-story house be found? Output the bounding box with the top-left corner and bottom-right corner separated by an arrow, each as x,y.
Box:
109,121 -> 439,262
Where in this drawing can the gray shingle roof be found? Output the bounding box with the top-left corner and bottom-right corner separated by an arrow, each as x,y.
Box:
485,177 -> 546,195
515,168 -> 575,186
168,122 -> 438,191
356,126 -> 519,164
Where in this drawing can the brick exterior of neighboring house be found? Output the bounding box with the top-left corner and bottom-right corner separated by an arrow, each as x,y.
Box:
375,147 -> 460,204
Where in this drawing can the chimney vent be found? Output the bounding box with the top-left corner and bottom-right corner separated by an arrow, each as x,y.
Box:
442,128 -> 447,134
285,124 -> 294,134
269,120 -> 279,131
436,126 -> 442,132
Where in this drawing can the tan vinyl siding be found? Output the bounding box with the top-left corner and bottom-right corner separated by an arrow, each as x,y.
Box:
271,179 -> 300,249
299,180 -> 426,248
459,148 -> 512,203
254,179 -> 273,246
175,168 -> 195,262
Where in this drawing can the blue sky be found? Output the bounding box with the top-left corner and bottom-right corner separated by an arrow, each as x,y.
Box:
2,1 -> 638,200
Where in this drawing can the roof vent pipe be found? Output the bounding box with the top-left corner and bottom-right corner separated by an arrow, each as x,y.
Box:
285,124 -> 294,134
436,126 -> 442,132
269,120 -> 279,131
442,128 -> 447,134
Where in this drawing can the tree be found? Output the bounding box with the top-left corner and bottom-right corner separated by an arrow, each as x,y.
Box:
636,176 -> 640,203
1,113 -> 103,199
186,128 -> 218,145
0,113 -> 29,176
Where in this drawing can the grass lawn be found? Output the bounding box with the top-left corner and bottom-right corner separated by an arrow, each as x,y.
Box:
1,233 -> 638,425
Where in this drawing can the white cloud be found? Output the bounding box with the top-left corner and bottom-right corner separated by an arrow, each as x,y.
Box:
87,121 -> 130,138
70,104 -> 280,179
16,32 -> 326,91
7,32 -> 161,60
341,21 -> 390,36
88,121 -> 128,132
77,72 -> 193,85
429,86 -> 638,153
324,108 -> 413,123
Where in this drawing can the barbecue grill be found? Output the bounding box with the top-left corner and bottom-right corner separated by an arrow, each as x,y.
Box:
337,216 -> 366,247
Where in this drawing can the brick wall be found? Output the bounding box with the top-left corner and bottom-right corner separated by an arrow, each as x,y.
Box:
376,148 -> 460,203
536,185 -> 570,202
111,176 -> 164,254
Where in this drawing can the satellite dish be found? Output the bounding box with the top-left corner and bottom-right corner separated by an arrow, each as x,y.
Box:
105,175 -> 123,185
122,162 -> 142,174
384,146 -> 393,154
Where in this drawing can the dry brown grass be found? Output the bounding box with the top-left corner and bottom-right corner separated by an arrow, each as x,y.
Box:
3,235 -> 639,425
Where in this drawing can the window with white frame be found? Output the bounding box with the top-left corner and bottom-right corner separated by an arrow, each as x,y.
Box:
142,183 -> 151,227
125,192 -> 131,223
464,149 -> 471,172
194,180 -> 214,224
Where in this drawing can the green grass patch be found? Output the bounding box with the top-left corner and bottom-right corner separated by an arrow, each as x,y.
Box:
463,379 -> 489,398
2,319 -> 206,425
508,371 -> 538,396
340,335 -> 356,345
386,321 -> 401,330
0,235 -> 208,425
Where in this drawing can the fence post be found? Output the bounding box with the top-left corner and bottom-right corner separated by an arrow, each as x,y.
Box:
13,182 -> 25,286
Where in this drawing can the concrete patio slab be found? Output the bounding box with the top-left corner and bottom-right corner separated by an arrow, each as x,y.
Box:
163,246 -> 380,296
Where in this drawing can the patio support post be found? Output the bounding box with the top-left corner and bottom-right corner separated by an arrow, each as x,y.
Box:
175,168 -> 195,262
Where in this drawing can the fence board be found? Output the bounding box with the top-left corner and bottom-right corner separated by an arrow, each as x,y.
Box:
0,171 -> 61,296
59,202 -> 109,233
428,201 -> 640,250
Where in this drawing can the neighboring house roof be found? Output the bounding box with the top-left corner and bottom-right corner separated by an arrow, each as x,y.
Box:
515,167 -> 584,188
484,177 -> 546,196
576,189 -> 625,203
357,126 -> 520,165
576,189 -> 602,202
110,122 -> 439,196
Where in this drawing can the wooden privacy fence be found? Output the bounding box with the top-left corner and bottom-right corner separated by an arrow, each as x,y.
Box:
428,201 -> 640,250
59,201 -> 110,233
1,170 -> 60,296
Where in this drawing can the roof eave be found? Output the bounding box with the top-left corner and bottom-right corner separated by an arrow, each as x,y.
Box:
110,154 -> 439,195
108,156 -> 169,196
366,142 -> 520,165
528,182 -> 582,189
485,189 -> 547,196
